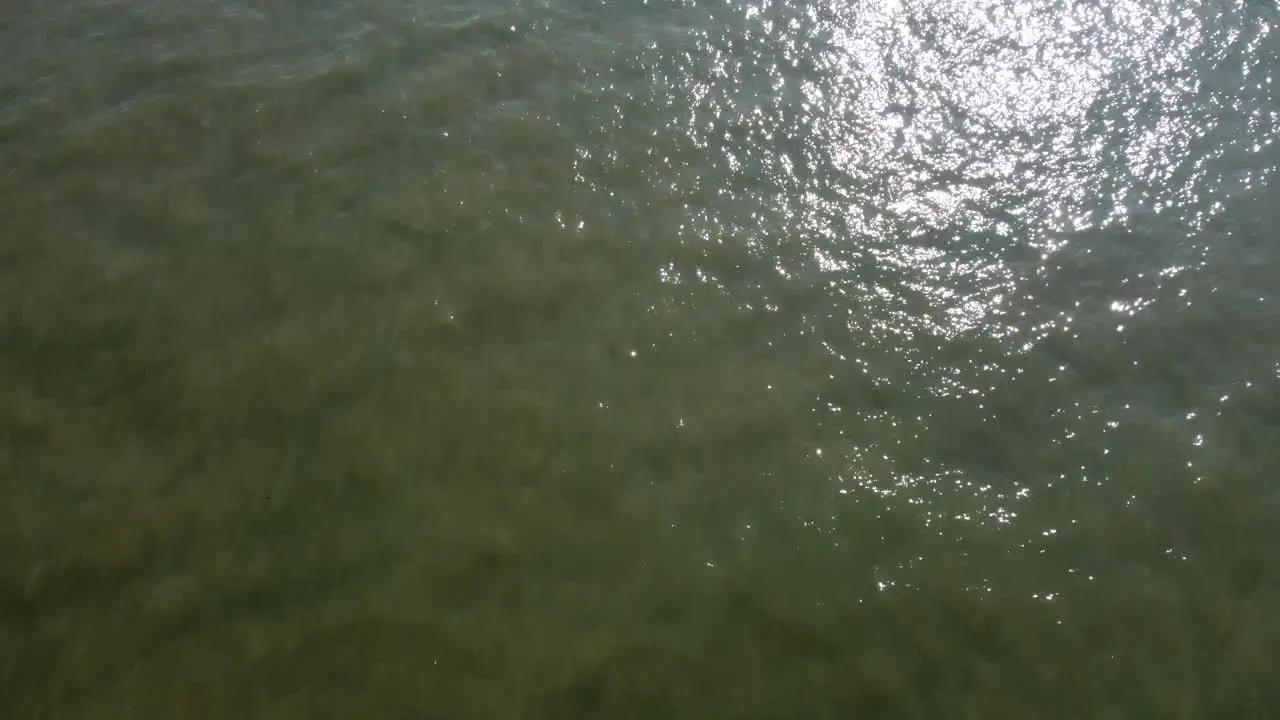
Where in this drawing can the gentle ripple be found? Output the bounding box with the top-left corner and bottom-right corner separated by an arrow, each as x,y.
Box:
1,0 -> 1278,715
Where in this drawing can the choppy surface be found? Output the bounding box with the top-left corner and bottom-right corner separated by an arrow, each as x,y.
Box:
2,0 -> 1278,716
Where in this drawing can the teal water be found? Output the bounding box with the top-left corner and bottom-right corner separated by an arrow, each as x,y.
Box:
1,0 -> 1278,716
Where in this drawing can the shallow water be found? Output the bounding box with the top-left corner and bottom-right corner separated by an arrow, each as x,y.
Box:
1,0 -> 1278,716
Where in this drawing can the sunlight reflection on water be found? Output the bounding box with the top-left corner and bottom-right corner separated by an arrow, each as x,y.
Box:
615,0 -> 1279,592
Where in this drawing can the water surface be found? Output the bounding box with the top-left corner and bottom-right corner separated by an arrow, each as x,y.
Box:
2,0 -> 1278,716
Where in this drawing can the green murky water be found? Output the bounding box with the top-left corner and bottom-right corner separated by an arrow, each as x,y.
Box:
2,0 -> 1278,716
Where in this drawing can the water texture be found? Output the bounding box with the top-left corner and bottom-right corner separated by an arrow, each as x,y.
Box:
1,0 -> 1278,716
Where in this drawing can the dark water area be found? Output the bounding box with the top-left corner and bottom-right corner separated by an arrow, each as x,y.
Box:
2,0 -> 1279,717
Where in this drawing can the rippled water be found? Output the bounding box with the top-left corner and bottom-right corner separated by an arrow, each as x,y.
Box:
2,0 -> 1278,716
